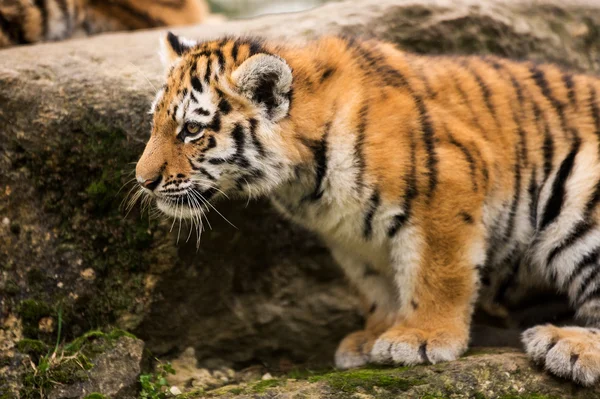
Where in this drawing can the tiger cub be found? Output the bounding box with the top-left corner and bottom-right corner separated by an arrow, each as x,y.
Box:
135,33 -> 600,385
0,0 -> 207,48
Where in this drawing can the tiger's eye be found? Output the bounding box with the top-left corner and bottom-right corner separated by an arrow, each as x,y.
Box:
186,123 -> 201,134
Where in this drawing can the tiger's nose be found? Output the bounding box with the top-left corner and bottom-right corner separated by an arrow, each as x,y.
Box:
137,175 -> 162,191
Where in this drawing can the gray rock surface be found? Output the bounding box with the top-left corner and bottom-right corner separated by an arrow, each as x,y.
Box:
3,0 -> 600,396
48,336 -> 144,399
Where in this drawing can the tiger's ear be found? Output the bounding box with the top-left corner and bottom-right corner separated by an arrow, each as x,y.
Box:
232,54 -> 293,122
159,32 -> 197,69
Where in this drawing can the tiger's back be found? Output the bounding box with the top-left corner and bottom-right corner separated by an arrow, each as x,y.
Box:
0,0 -> 208,48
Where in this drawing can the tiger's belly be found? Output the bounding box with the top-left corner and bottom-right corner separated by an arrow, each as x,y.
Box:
271,189 -> 554,322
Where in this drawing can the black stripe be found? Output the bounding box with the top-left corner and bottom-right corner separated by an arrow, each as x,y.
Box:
320,67 -> 335,83
415,95 -> 438,202
309,122 -> 331,201
388,214 -> 409,237
214,49 -> 226,70
0,8 -> 28,44
194,108 -> 210,116
354,104 -> 368,193
187,158 -> 216,182
589,84 -> 600,143
388,130 -> 418,237
206,136 -> 217,150
347,39 -> 410,88
231,124 -> 249,168
466,62 -> 498,125
248,40 -> 265,57
34,0 -> 48,38
111,2 -> 165,27
532,101 -> 555,181
566,248 -> 600,288
191,76 -> 204,93
528,168 -> 539,228
451,75 -> 486,138
218,98 -> 232,115
530,65 -> 567,132
460,212 -> 474,224
447,133 -> 478,192
167,32 -> 185,55
198,167 -> 216,182
208,113 -> 221,132
486,59 -> 529,165
503,144 -> 523,245
542,125 -> 554,182
468,140 -> 489,191
576,266 -> 600,305
204,58 -> 212,83
249,118 -> 266,157
363,190 -> 381,239
540,139 -> 581,230
363,264 -> 379,277
547,221 -> 595,266
563,73 -> 576,109
235,169 -> 265,191
585,181 -> 600,216
231,40 -> 240,63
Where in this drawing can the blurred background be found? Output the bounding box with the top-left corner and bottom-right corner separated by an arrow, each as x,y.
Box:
207,0 -> 339,18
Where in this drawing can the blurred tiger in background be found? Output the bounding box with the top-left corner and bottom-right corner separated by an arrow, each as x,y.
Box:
0,0 -> 208,48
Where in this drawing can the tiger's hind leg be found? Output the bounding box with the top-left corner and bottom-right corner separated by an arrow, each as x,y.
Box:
522,260 -> 600,385
522,140 -> 600,385
523,325 -> 600,385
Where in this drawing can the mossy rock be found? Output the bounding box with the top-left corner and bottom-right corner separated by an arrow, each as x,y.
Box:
179,349 -> 600,398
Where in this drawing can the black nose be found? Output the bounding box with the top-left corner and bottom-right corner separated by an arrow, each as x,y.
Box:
141,175 -> 162,191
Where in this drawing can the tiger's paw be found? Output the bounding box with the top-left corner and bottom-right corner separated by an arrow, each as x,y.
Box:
370,325 -> 468,366
522,324 -> 600,386
335,330 -> 374,369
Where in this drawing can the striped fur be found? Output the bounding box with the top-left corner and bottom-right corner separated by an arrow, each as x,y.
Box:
0,0 -> 207,48
136,34 -> 600,385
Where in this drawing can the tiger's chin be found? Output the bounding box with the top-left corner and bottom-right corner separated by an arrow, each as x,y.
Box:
156,198 -> 200,220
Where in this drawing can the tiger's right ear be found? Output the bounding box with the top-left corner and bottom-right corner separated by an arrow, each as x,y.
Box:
159,32 -> 197,70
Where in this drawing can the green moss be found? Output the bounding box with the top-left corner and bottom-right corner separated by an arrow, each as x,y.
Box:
498,395 -> 558,399
16,339 -> 48,357
83,393 -> 108,399
65,328 -> 135,354
251,379 -> 282,393
308,368 -> 423,394
4,279 -> 19,295
17,299 -> 53,338
19,328 -> 134,398
86,179 -> 108,198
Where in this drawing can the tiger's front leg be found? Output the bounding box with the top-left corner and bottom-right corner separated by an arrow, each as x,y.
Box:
329,246 -> 399,369
370,211 -> 485,365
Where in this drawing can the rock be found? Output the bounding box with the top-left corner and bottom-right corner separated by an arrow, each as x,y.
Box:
2,0 -> 600,397
189,348 -> 600,398
48,335 -> 144,399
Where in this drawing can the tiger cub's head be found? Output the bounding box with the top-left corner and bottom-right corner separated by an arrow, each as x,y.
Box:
135,33 -> 293,219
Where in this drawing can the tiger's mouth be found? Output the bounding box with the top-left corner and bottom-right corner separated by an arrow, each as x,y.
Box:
155,187 -> 218,220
